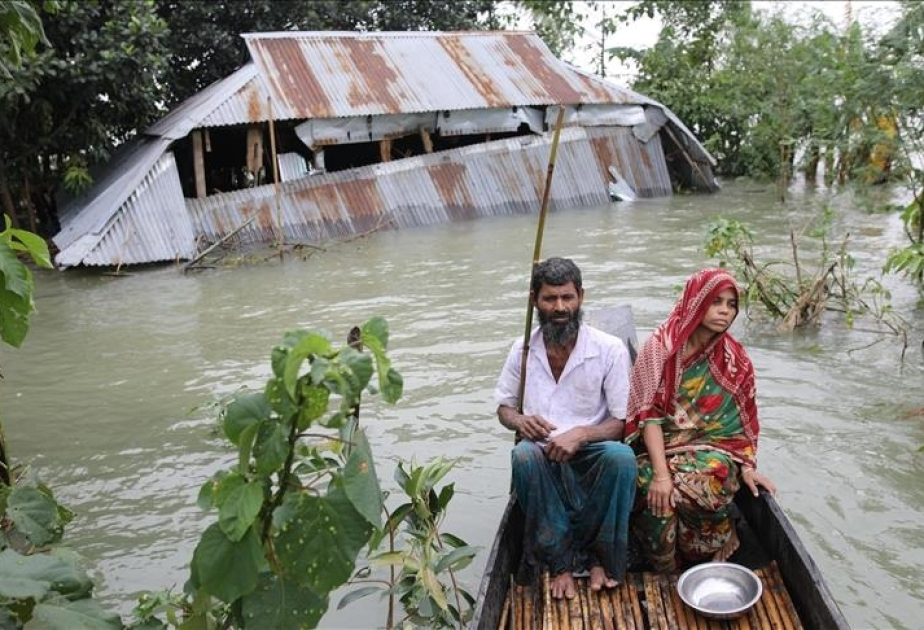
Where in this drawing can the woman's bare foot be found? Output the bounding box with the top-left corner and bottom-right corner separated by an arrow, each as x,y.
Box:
713,526 -> 740,562
589,565 -> 618,591
550,572 -> 576,599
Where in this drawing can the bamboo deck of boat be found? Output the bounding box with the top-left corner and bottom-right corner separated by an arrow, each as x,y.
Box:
496,561 -> 802,630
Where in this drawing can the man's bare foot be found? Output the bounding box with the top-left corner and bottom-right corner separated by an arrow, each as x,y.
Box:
550,571 -> 576,599
713,526 -> 740,562
589,565 -> 618,591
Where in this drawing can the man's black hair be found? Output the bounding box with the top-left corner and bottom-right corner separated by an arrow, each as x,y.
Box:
531,257 -> 583,296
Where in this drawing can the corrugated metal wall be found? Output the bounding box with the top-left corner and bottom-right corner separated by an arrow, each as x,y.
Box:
57,153 -> 196,267
186,126 -> 669,247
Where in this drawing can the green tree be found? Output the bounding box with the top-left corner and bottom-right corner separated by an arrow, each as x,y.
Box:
0,0 -> 168,234
878,1 -> 924,287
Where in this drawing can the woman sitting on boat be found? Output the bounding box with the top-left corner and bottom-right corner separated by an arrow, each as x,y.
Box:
625,268 -> 777,573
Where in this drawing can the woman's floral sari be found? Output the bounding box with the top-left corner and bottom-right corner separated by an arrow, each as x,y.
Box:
625,269 -> 760,572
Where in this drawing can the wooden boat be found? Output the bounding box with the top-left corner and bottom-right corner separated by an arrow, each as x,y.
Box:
470,307 -> 849,630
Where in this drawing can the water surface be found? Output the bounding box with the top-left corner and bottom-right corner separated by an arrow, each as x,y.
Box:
4,180 -> 923,628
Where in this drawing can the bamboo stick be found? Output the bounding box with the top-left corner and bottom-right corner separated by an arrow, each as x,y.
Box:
544,572 -> 553,630
578,579 -> 592,630
498,584 -> 512,630
266,96 -> 283,261
588,581 -> 604,630
516,105 -> 567,414
568,583 -> 584,630
558,590 -> 572,630
767,562 -> 802,629
524,585 -> 534,630
183,215 -> 258,272
627,575 -> 645,630
599,583 -> 616,630
609,589 -> 628,630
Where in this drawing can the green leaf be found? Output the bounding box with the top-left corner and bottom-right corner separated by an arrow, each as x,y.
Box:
0,239 -> 32,298
367,551 -> 405,568
7,485 -> 64,546
27,598 -> 122,629
196,478 -> 216,510
434,545 -> 477,574
342,429 -> 382,529
237,423 -> 260,474
270,344 -> 288,378
218,481 -> 264,542
212,473 -> 245,510
338,347 -> 374,396
0,284 -> 33,348
0,548 -> 92,601
439,532 -> 467,548
381,368 -> 404,405
240,571 -> 327,630
297,383 -> 330,430
192,523 -> 263,604
337,585 -> 383,610
223,393 -> 270,445
265,378 -> 296,421
7,227 -> 51,269
253,421 -> 288,476
283,333 -> 331,400
359,332 -> 403,404
273,487 -> 372,594
420,566 -> 448,611
361,316 -> 389,349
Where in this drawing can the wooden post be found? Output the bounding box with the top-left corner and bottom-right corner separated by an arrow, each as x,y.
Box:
192,130 -> 206,198
380,137 -> 392,162
246,127 -> 263,176
420,127 -> 433,153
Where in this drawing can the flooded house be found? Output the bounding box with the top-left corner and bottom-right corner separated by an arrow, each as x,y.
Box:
52,31 -> 718,269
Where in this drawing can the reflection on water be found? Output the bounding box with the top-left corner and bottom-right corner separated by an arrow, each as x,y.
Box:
4,181 -> 923,628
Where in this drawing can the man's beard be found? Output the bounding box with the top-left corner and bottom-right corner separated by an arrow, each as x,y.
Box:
538,307 -> 582,347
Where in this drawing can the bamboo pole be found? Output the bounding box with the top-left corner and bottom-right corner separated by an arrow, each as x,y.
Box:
267,96 -> 284,261
516,105 -> 567,413
183,215 -> 257,272
543,571 -> 553,630
498,584 -> 512,630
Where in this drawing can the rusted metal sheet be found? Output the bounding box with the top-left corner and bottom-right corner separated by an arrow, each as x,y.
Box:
243,32 -> 640,121
147,65 -> 262,137
55,153 -> 195,268
186,126 -> 667,248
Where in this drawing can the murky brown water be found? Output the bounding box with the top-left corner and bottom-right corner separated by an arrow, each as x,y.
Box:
4,180 -> 923,628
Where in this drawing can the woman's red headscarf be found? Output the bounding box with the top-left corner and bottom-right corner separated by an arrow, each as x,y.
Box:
625,269 -> 759,461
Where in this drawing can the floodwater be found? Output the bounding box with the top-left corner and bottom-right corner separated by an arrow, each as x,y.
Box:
4,180 -> 923,629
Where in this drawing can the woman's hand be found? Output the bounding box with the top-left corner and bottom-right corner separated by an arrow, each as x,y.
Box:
647,475 -> 675,517
741,467 -> 777,497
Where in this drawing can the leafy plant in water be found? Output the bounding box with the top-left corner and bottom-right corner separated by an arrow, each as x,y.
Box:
136,317 -> 404,629
703,213 -> 908,347
342,457 -> 477,629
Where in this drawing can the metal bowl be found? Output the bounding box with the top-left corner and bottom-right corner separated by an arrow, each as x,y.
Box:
676,562 -> 763,619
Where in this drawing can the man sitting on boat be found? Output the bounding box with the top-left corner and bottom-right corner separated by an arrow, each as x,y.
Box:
494,257 -> 638,599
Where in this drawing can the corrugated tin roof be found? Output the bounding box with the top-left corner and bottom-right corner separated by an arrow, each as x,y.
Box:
55,136 -> 172,251
147,64 -> 261,138
185,126 -> 671,247
243,31 -> 637,121
55,153 -> 195,268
